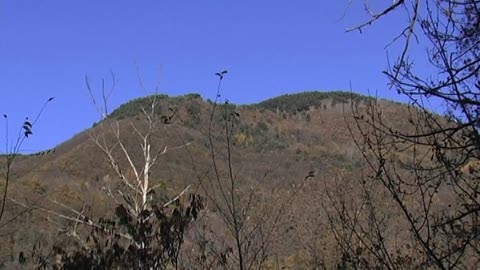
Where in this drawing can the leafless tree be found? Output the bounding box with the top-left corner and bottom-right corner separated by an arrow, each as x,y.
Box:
188,72 -> 308,270
329,1 -> 480,268
10,72 -> 203,269
0,97 -> 54,225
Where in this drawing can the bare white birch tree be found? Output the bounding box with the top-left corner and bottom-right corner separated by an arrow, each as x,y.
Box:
11,72 -> 202,269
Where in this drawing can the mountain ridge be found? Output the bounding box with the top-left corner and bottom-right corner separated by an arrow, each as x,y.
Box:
107,90 -> 401,121
9,89 -> 413,187
0,89 -> 424,267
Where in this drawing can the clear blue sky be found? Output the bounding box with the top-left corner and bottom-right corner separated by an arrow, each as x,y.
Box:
0,0 -> 425,153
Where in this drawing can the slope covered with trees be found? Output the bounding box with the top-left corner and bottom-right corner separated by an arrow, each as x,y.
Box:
0,90 -> 419,269
2,0 -> 480,266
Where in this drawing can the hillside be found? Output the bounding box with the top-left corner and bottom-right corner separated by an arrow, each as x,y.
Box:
8,91 -> 409,186
0,91 -> 422,268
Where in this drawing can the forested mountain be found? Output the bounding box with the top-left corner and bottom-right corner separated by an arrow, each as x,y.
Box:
0,91 -> 473,269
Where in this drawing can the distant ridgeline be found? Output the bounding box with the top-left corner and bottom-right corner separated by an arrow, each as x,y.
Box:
14,91 -> 404,157
106,91 -> 380,120
107,93 -> 203,120
253,91 -> 376,114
